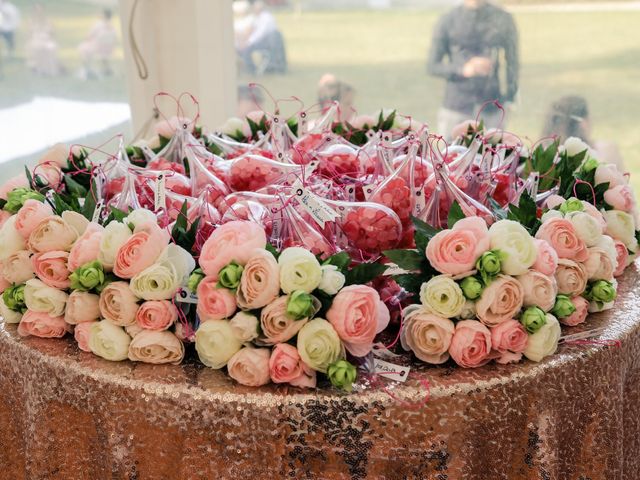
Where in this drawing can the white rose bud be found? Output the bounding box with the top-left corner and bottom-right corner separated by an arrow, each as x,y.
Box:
278,247 -> 322,294
98,222 -> 133,271
523,313 -> 561,362
489,220 -> 538,276
603,210 -> 637,251
24,278 -> 68,317
229,311 -> 259,343
124,209 -> 158,230
195,319 -> 242,369
318,265 -> 346,295
89,320 -> 131,361
0,296 -> 22,324
565,211 -> 603,247
563,137 -> 590,157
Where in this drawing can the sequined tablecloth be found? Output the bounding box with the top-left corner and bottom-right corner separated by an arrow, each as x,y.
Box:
1,267 -> 640,480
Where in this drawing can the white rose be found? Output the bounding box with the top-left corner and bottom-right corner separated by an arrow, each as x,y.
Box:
161,244 -> 196,286
540,210 -> 563,223
603,210 -> 637,251
489,220 -> 537,276
195,319 -> 242,369
563,137 -> 590,157
0,216 -> 26,261
89,320 -> 131,361
125,323 -> 144,338
565,211 -> 603,247
318,265 -> 346,295
98,222 -> 132,271
523,313 -> 561,362
296,318 -> 344,373
219,117 -> 246,137
124,209 -> 157,229
130,262 -> 180,301
595,163 -> 626,188
596,234 -> 618,268
0,296 -> 22,324
278,247 -> 322,294
419,275 -> 464,318
61,210 -> 89,236
458,300 -> 476,320
24,278 -> 68,317
229,311 -> 259,343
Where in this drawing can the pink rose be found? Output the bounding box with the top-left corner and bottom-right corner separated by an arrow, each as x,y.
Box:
99,281 -> 140,326
196,277 -> 237,321
425,216 -> 490,275
0,264 -> 10,293
32,251 -> 71,289
28,216 -> 78,253
128,330 -> 185,364
535,217 -> 588,262
227,347 -> 271,387
35,163 -> 63,190
68,223 -> 104,272
135,300 -> 178,331
199,221 -> 267,279
39,143 -> 69,167
555,259 -> 588,296
327,285 -> 390,357
74,321 -> 98,351
65,291 -> 101,325
604,185 -> 635,212
400,310 -> 455,364
269,343 -> 317,388
113,222 -> 170,279
2,250 -> 35,284
15,199 -> 53,238
475,275 -> 524,327
560,296 -> 589,326
155,116 -> 194,138
0,174 -> 28,200
451,119 -> 479,139
595,163 -> 625,188
583,247 -> 614,280
614,240 -> 629,277
517,270 -> 557,312
17,310 -> 67,338
449,320 -> 492,368
236,249 -> 280,309
532,239 -> 558,276
490,319 -> 528,364
260,295 -> 307,344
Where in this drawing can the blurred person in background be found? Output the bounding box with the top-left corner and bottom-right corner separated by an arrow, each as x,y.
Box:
428,0 -> 519,139
237,0 -> 287,75
26,4 -> 63,76
0,0 -> 20,59
318,73 -> 356,123
542,95 -> 625,170
78,8 -> 118,80
237,84 -> 265,118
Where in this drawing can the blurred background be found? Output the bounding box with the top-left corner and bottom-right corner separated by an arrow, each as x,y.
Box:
1,0 -> 639,188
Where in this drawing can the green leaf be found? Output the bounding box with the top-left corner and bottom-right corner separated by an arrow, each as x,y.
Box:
411,215 -> 440,253
81,179 -> 98,221
382,249 -> 423,271
392,273 -> 424,298
507,192 -> 540,234
246,117 -> 260,138
488,198 -> 508,220
0,199 -> 6,210
344,262 -> 387,286
24,166 -> 34,190
323,251 -> 351,271
380,110 -> 396,131
104,207 -> 128,224
447,201 -> 465,228
64,174 -> 88,197
265,242 -> 280,259
172,200 -> 189,235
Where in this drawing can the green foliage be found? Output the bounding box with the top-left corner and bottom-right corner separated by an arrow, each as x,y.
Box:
507,192 -> 541,234
171,201 -> 200,254
447,201 -> 465,228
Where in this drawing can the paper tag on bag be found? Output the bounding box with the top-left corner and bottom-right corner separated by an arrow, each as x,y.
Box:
373,358 -> 410,382
154,172 -> 167,211
292,180 -> 338,228
383,263 -> 410,276
175,286 -> 198,304
413,187 -> 426,216
91,200 -> 104,223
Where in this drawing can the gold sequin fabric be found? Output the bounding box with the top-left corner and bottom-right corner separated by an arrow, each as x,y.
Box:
1,266 -> 639,479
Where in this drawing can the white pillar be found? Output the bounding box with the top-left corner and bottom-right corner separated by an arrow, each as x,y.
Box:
118,0 -> 236,134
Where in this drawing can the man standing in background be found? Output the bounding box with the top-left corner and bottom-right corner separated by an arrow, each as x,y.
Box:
427,0 -> 519,139
0,0 -> 20,59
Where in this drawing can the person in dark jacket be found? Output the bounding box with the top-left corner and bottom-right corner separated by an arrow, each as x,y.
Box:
427,0 -> 519,139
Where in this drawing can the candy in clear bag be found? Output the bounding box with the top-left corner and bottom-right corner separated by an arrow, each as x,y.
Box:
184,142 -> 230,208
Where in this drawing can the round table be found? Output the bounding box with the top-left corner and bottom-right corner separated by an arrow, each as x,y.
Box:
1,267 -> 640,480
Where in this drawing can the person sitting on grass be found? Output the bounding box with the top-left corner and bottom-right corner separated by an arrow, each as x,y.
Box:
237,0 -> 287,75
78,8 -> 118,80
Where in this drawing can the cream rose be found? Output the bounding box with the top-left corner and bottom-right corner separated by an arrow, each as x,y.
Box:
124,209 -> 158,229
603,210 -> 637,251
89,320 -> 131,361
489,220 -> 537,275
0,296 -> 22,324
523,313 -> 561,362
226,347 -> 271,387
296,318 -> 344,373
318,265 -> 346,295
229,311 -> 259,343
516,270 -> 557,312
64,291 -> 101,325
555,259 -> 588,296
400,306 -> 455,364
565,211 -> 603,247
61,210 -> 90,237
2,250 -> 35,284
195,319 -> 242,369
98,222 -> 133,271
419,275 -> 464,319
99,281 -> 140,327
475,275 -> 524,327
28,216 -> 78,253
129,246 -> 195,302
128,330 -> 185,365
0,216 -> 27,261
595,163 -> 626,188
563,137 -> 590,157
260,295 -> 307,345
236,249 -> 280,309
278,247 -> 322,294
583,247 -> 615,281
24,278 -> 68,317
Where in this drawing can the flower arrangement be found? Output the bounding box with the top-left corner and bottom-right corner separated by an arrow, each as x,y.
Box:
0,95 -> 637,392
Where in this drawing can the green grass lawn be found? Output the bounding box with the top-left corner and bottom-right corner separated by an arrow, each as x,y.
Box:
1,3 -> 639,191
